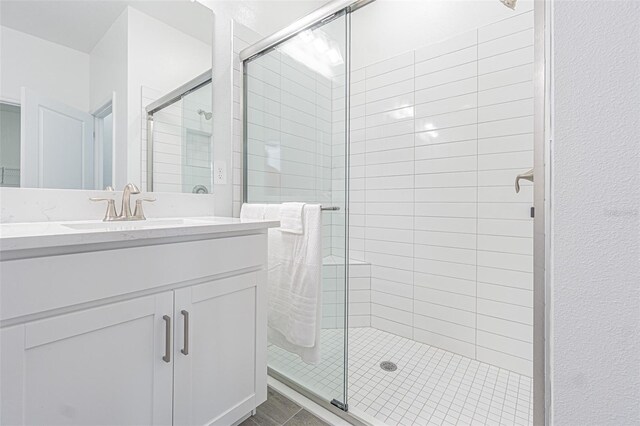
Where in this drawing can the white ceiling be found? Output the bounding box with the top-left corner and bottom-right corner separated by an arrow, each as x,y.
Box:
0,0 -> 214,53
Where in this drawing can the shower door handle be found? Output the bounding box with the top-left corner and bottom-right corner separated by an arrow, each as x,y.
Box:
515,168 -> 534,193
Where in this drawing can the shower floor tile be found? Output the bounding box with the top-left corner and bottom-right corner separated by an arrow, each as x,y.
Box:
269,327 -> 533,426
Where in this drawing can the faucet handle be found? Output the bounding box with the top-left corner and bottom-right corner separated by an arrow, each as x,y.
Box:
133,198 -> 156,220
90,198 -> 118,221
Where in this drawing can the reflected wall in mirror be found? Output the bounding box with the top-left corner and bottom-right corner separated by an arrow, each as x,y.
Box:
0,0 -> 214,192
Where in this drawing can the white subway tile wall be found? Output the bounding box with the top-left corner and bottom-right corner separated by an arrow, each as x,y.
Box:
232,23 -> 260,217
243,51 -> 333,204
322,259 -> 372,329
350,10 -> 534,376
241,30 -> 340,259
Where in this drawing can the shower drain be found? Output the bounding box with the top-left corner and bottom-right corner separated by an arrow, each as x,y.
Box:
380,361 -> 398,372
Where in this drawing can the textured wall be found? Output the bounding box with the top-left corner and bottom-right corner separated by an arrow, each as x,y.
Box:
551,1 -> 640,424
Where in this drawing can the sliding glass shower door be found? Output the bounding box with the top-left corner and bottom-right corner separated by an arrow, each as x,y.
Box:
244,12 -> 349,408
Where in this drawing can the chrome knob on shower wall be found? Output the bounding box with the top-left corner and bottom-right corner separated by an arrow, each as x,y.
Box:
515,168 -> 534,193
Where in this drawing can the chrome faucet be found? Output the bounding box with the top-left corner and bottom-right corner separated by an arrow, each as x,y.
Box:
91,183 -> 155,221
120,183 -> 140,220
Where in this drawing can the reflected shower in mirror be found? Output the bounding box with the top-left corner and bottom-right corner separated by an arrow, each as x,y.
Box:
144,73 -> 213,194
0,0 -> 213,192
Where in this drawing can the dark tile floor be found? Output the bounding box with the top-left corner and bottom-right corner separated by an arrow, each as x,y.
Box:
240,387 -> 331,426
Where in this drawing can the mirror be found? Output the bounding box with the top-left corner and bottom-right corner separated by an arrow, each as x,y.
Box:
0,0 -> 214,193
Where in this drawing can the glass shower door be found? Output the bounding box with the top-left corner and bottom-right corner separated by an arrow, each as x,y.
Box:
244,12 -> 349,408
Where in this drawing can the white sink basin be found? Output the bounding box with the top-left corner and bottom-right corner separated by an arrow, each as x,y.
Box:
62,218 -> 210,231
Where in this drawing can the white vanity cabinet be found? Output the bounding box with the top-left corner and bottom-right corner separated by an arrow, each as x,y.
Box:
0,222 -> 274,426
173,275 -> 258,425
1,292 -> 175,425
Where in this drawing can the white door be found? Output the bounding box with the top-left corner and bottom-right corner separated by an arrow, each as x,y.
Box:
20,87 -> 94,189
0,293 -> 174,426
173,273 -> 258,426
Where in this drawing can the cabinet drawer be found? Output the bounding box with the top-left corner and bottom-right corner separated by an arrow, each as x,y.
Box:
1,233 -> 267,322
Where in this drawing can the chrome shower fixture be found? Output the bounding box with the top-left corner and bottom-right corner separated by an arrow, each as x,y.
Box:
197,109 -> 212,120
500,0 -> 517,9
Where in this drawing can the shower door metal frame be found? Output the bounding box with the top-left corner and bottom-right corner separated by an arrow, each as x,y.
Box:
238,0 -> 373,62
241,0 -> 362,414
533,0 -> 548,424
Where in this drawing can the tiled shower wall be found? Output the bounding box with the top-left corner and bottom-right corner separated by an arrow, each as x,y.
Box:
234,23 -> 372,330
345,10 -> 535,376
237,29 -> 336,258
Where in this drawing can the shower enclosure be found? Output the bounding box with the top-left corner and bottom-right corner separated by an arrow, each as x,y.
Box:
241,0 -> 543,424
145,71 -> 213,193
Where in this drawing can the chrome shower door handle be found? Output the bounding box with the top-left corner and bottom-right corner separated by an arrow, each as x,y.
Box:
181,310 -> 189,356
515,168 -> 534,193
162,315 -> 171,363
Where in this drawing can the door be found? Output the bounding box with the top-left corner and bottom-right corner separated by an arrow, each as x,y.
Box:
0,293 -> 174,426
20,87 -> 94,189
173,274 -> 258,425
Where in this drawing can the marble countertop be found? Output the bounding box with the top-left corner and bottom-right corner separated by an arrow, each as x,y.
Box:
0,216 -> 280,256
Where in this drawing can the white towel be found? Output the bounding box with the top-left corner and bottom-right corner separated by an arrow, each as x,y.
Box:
240,203 -> 266,221
266,204 -> 323,364
279,202 -> 305,234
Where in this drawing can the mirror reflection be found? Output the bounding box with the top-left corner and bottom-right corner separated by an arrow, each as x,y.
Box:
0,0 -> 214,193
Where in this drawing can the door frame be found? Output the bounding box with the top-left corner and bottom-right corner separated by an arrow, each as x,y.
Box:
0,99 -> 22,187
533,0 -> 551,424
91,93 -> 116,190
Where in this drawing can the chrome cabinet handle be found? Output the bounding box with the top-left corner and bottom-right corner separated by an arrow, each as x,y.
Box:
162,315 -> 171,363
181,310 -> 189,356
515,168 -> 534,193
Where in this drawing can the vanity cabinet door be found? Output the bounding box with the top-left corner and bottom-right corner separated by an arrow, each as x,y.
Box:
173,273 -> 258,426
0,292 -> 174,426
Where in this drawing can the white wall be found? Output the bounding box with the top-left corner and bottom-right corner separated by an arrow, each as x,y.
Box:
128,7 -> 212,189
0,26 -> 90,111
351,0 -> 534,70
550,1 -> 640,424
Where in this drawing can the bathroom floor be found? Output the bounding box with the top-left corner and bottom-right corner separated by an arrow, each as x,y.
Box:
240,387 -> 330,426
269,328 -> 533,426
